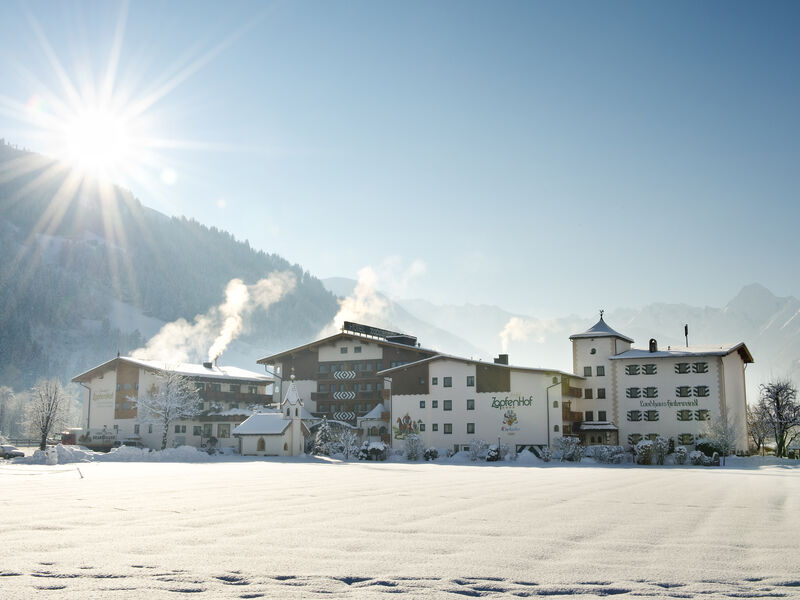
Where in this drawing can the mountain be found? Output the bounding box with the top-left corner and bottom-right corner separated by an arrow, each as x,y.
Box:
0,141 -> 339,390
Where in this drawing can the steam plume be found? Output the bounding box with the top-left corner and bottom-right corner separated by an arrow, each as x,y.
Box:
132,271 -> 296,363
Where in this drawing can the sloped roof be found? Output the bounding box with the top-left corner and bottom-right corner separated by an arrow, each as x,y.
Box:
377,354 -> 578,380
609,343 -> 754,363
359,403 -> 387,421
232,412 -> 290,436
256,332 -> 437,364
569,316 -> 634,343
72,356 -> 272,383
281,380 -> 302,406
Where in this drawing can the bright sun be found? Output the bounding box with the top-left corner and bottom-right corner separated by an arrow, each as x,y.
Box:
59,107 -> 134,178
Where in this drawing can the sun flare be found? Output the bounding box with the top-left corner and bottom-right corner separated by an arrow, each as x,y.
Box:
58,106 -> 135,179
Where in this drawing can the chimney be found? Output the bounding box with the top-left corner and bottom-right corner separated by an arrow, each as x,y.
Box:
649,338 -> 658,353
494,354 -> 509,365
202,361 -> 213,369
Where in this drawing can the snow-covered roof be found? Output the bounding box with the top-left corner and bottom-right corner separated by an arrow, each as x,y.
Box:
232,412 -> 290,436
377,354 -> 579,379
72,356 -> 272,383
580,421 -> 618,431
569,316 -> 634,343
256,331 -> 438,365
609,343 -> 754,363
281,380 -> 302,406
207,408 -> 253,417
358,403 -> 387,421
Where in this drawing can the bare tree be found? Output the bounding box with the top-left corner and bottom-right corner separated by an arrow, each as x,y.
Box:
746,402 -> 770,455
134,371 -> 201,450
758,380 -> 800,458
337,429 -> 360,460
27,379 -> 72,450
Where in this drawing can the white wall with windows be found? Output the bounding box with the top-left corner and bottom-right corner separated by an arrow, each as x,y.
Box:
389,358 -> 565,453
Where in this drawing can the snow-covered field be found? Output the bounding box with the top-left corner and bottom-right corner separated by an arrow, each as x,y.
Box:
2,456 -> 799,599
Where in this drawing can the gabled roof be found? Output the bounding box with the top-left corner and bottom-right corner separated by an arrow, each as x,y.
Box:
569,316 -> 634,343
281,380 -> 302,406
376,354 -> 580,380
72,356 -> 272,384
358,403 -> 387,421
256,331 -> 437,364
609,343 -> 754,363
232,412 -> 290,436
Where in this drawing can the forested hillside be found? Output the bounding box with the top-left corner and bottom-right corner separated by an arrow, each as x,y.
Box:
0,141 -> 338,390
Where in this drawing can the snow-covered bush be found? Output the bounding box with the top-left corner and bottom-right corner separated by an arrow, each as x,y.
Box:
468,439 -> 488,462
539,446 -> 552,462
653,436 -> 670,465
486,445 -> 500,462
689,450 -> 708,465
358,441 -> 387,461
674,446 -> 688,465
591,445 -> 627,464
557,437 -> 584,462
358,441 -> 369,461
337,429 -> 361,460
635,439 -> 654,465
404,434 -> 424,461
424,447 -> 439,461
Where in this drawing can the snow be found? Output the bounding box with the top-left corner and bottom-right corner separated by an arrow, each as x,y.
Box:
1,455 -> 799,599
610,343 -> 750,360
232,412 -> 290,435
73,356 -> 271,382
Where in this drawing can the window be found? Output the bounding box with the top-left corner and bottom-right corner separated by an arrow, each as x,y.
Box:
419,377 -> 425,385
642,364 -> 657,375
554,425 -> 560,432
675,362 -> 691,374
584,366 -> 592,377
376,362 -> 383,371
597,388 -> 606,399
584,388 -> 593,400
644,410 -> 659,422
590,348 -> 596,354
646,433 -> 659,441
677,409 -> 693,421
626,387 -> 641,398
678,433 -> 695,445
432,424 -> 439,432
230,384 -> 240,393
693,362 -> 708,374
217,424 -> 230,438
598,410 -> 607,421
627,410 -> 642,422
432,377 -> 438,385
319,364 -> 329,373
432,400 -> 438,409
148,424 -> 153,434
467,398 -> 475,410
419,400 -> 426,409
553,400 -> 558,408
444,424 -> 453,434
134,424 -> 140,434
354,346 -> 362,354
585,411 -> 594,421
467,423 -> 475,434
628,433 -> 642,445
230,403 -> 239,409
203,424 -> 212,437
466,375 -> 475,387
676,386 -> 692,398
210,383 -> 221,392
695,409 -> 710,421
195,382 -> 205,391
248,386 -> 258,394
443,377 -> 452,387
419,423 -> 426,432
694,385 -> 710,398
116,384 -> 121,391
340,347 -> 348,354
174,424 -> 186,433
596,366 -> 605,376
643,387 -> 658,398
625,364 -> 640,376
443,400 -> 452,411
319,383 -> 328,393
193,426 -> 202,436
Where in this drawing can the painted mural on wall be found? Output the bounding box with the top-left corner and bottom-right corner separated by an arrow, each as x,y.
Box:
492,395 -> 534,435
393,413 -> 419,440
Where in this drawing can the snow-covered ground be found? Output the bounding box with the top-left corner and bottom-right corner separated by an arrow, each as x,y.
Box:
1,455 -> 799,599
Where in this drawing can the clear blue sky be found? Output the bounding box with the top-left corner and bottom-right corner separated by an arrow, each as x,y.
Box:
1,0 -> 798,316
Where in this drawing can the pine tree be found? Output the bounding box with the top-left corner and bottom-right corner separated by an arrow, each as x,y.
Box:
313,417 -> 333,456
